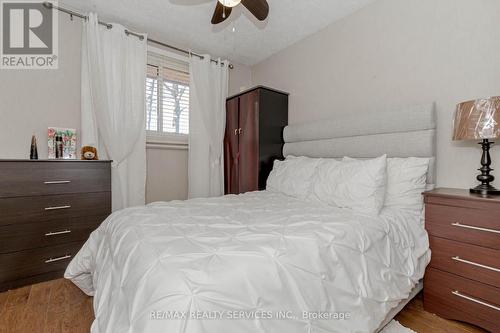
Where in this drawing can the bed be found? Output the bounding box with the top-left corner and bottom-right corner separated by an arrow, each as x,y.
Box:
66,104 -> 437,333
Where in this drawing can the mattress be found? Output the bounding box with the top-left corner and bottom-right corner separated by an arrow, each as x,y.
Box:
65,191 -> 430,333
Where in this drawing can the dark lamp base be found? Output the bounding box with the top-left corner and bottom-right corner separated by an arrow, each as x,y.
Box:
470,185 -> 500,196
471,139 -> 500,196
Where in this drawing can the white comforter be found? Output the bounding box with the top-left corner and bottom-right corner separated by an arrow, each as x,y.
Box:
65,191 -> 430,333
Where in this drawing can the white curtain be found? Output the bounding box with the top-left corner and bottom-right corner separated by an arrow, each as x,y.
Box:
188,55 -> 229,198
81,13 -> 147,211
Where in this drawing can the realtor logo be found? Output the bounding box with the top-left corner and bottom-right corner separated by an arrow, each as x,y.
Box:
1,0 -> 58,69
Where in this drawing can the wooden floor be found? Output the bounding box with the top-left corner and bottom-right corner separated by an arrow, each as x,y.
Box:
0,279 -> 488,333
0,279 -> 93,333
394,294 -> 488,333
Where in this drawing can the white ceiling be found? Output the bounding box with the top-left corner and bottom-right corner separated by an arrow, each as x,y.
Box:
59,0 -> 376,66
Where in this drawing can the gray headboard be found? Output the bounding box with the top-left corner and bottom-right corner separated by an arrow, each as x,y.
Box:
283,103 -> 437,184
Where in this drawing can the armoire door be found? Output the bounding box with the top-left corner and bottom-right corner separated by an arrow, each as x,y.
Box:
238,90 -> 259,193
224,97 -> 240,194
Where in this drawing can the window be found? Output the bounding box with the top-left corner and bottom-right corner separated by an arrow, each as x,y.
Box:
146,51 -> 190,136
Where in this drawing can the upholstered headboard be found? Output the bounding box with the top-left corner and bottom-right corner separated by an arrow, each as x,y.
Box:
282,103 -> 437,184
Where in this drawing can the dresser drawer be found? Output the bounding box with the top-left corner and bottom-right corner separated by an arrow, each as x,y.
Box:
0,241 -> 84,284
426,204 -> 500,249
424,268 -> 500,333
429,236 -> 500,287
0,192 -> 111,226
0,161 -> 111,198
0,215 -> 106,253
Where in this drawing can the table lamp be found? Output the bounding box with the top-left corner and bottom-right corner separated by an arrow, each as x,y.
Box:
453,96 -> 500,195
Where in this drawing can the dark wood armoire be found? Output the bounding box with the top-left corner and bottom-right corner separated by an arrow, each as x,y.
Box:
224,86 -> 288,194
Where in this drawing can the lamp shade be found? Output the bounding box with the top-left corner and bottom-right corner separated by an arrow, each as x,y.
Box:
453,96 -> 500,140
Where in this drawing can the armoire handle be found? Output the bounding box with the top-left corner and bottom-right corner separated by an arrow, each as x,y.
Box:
234,128 -> 238,135
238,128 -> 242,135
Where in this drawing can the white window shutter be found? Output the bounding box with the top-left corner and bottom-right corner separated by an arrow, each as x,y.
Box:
146,52 -> 190,135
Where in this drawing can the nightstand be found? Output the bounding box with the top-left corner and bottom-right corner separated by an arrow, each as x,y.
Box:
423,188 -> 500,332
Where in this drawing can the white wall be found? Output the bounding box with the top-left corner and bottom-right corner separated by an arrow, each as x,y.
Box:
229,63 -> 252,97
251,0 -> 500,189
146,147 -> 188,202
0,15 -> 251,202
0,16 -> 81,159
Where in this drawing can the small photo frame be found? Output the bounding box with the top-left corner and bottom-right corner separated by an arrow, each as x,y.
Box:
48,127 -> 77,159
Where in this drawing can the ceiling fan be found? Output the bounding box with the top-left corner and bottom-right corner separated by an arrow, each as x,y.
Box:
211,0 -> 269,24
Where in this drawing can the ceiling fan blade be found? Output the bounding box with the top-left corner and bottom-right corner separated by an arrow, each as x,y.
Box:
241,0 -> 269,21
211,2 -> 232,24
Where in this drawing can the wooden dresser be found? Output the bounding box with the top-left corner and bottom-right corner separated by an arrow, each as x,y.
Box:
423,188 -> 500,332
0,160 -> 111,292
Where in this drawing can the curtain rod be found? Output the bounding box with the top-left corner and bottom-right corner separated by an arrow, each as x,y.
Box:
42,2 -> 234,69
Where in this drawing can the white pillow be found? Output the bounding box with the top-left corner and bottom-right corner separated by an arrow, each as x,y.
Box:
311,155 -> 387,215
266,156 -> 321,199
344,156 -> 430,211
385,157 -> 430,211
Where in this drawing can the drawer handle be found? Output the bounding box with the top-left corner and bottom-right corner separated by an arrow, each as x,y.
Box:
44,205 -> 71,211
452,290 -> 500,311
451,222 -> 500,234
45,230 -> 72,237
44,180 -> 71,184
44,254 -> 72,263
452,256 -> 500,273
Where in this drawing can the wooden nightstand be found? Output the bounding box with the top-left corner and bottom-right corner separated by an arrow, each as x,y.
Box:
423,188 -> 500,332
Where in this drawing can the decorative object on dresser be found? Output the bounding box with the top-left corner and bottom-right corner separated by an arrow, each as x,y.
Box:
30,135 -> 38,160
224,86 -> 288,194
453,96 -> 500,195
0,159 -> 111,292
423,188 -> 500,332
47,127 -> 78,160
81,145 -> 99,160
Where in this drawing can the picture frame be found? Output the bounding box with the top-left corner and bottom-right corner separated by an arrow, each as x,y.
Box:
48,127 -> 77,159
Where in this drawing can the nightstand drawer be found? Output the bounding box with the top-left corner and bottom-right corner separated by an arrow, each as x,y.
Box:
0,192 -> 111,226
0,215 -> 106,253
424,268 -> 500,333
426,204 -> 500,249
0,161 -> 111,198
0,241 -> 84,284
429,236 -> 500,287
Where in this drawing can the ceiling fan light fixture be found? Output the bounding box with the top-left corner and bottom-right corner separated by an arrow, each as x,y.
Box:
212,0 -> 268,25
218,0 -> 241,8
